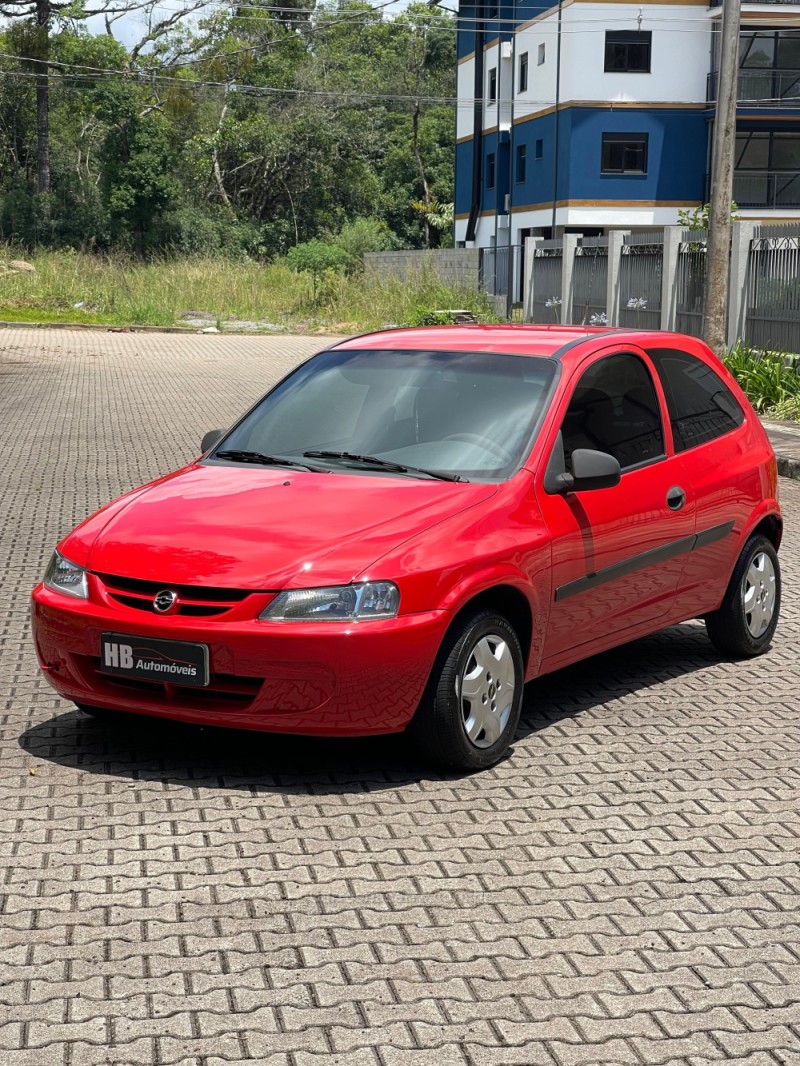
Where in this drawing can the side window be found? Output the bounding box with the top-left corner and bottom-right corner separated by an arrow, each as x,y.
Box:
648,348 -> 744,452
561,352 -> 664,471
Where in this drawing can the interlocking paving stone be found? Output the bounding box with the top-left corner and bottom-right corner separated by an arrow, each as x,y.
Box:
1,327 -> 799,1066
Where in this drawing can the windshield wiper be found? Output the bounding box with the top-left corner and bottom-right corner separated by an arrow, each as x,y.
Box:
303,450 -> 467,483
215,450 -> 324,472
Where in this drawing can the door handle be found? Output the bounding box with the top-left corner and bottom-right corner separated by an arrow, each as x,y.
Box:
666,486 -> 686,511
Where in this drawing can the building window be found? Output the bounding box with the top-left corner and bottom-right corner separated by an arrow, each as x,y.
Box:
604,31 -> 652,73
537,43 -> 545,66
735,130 -> 800,170
519,52 -> 528,93
734,130 -> 800,206
601,133 -> 648,174
738,29 -> 800,72
516,144 -> 527,183
488,67 -> 497,102
487,153 -> 496,189
535,138 -> 544,160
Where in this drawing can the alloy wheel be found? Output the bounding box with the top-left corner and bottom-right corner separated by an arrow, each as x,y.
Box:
742,550 -> 777,638
457,633 -> 517,748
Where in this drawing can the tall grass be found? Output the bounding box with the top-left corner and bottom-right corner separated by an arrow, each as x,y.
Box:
0,247 -> 497,331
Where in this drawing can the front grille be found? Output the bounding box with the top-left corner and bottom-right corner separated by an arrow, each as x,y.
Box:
95,572 -> 264,618
77,655 -> 263,711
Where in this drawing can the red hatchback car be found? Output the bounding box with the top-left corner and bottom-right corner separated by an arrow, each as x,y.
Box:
32,326 -> 782,770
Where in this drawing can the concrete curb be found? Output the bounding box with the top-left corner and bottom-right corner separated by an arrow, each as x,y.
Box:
0,319 -> 342,338
0,319 -> 198,334
777,456 -> 800,480
762,419 -> 800,481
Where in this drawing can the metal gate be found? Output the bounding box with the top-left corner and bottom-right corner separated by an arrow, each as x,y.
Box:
531,240 -> 563,323
617,233 -> 662,329
571,236 -> 608,326
675,230 -> 707,339
744,229 -> 800,355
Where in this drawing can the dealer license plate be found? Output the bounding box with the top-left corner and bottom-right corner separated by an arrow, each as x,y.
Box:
100,633 -> 209,688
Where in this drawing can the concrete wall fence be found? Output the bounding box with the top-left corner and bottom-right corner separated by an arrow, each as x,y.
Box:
519,222 -> 800,356
364,249 -> 481,289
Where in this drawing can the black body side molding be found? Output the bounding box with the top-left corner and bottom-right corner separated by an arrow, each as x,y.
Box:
554,521 -> 735,602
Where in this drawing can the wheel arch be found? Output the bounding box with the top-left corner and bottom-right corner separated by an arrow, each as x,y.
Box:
445,584 -> 534,671
751,512 -> 783,551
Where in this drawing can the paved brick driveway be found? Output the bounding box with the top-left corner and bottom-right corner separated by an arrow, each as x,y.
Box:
1,328 -> 799,1066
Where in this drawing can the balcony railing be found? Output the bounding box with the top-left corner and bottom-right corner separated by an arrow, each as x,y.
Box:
733,171 -> 800,208
708,69 -> 800,105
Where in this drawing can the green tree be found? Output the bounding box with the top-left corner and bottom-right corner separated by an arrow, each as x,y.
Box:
100,102 -> 178,251
0,0 -> 457,254
286,238 -> 348,303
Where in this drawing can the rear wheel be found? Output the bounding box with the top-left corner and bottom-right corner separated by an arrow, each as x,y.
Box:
409,609 -> 524,771
705,534 -> 780,658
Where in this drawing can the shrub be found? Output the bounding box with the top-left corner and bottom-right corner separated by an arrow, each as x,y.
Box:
724,343 -> 800,414
160,204 -> 264,259
406,306 -> 456,326
286,240 -> 349,304
763,395 -> 800,423
330,219 -> 397,274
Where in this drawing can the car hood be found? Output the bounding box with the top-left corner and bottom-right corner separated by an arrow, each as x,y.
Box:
72,462 -> 498,589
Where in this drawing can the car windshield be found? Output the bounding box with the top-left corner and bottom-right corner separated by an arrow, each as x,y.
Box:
213,348 -> 557,482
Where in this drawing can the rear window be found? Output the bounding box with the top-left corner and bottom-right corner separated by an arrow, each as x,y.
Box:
648,348 -> 744,453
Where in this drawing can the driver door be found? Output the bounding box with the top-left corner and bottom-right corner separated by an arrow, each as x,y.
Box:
536,348 -> 696,667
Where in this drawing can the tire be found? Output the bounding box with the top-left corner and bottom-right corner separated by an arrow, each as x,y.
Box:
705,534 -> 780,658
409,609 -> 524,771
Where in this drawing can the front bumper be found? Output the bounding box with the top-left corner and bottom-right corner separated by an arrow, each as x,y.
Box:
31,584 -> 450,735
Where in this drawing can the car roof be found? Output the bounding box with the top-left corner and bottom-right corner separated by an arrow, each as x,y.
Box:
332,324 -> 661,358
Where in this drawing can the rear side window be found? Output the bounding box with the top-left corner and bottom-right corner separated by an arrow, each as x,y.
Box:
561,352 -> 664,471
648,348 -> 744,453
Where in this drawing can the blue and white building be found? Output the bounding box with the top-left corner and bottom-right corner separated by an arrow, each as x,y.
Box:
454,0 -> 800,248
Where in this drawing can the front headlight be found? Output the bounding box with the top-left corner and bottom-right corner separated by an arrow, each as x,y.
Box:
43,550 -> 89,599
260,582 -> 400,622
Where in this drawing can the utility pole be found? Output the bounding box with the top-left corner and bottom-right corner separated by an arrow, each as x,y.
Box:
704,0 -> 741,356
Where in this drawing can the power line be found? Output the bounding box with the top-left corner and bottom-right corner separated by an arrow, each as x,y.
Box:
0,53 -> 472,104
171,3 -> 793,29
4,65 -> 794,111
58,0 -> 783,32
135,0 -> 755,26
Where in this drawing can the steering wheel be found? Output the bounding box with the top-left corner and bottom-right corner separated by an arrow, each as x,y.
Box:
442,433 -> 512,463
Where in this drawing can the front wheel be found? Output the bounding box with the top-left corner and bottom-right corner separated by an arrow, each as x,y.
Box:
409,610 -> 524,771
705,534 -> 780,658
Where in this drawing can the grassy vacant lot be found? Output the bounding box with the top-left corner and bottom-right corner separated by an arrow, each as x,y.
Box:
0,249 -> 494,333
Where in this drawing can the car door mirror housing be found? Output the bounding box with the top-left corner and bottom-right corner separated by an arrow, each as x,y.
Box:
201,429 -> 225,453
570,448 -> 621,491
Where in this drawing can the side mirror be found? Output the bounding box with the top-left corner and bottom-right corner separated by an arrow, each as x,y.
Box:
543,434 -> 621,494
201,429 -> 225,453
570,448 -> 621,491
